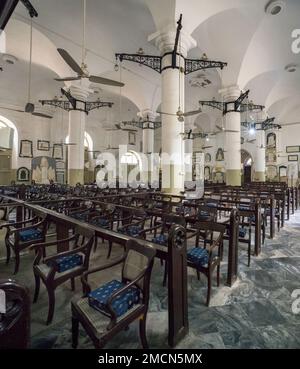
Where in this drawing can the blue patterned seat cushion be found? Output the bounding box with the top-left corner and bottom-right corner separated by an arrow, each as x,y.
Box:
197,210 -> 211,221
119,225 -> 142,236
238,205 -> 251,211
187,247 -> 209,267
152,234 -> 168,245
88,279 -> 140,317
19,228 -> 42,242
47,253 -> 83,273
226,227 -> 248,238
70,212 -> 88,221
206,202 -> 218,208
239,228 -> 247,238
265,208 -> 279,216
90,218 -> 110,227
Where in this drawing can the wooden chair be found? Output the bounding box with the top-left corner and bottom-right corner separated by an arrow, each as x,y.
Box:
31,225 -> 94,325
187,221 -> 226,306
71,239 -> 156,349
0,279 -> 31,349
0,210 -> 48,274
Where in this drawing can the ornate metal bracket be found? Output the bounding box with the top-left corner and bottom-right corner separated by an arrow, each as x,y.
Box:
241,117 -> 281,131
200,90 -> 264,115
116,14 -> 227,76
184,59 -> 227,75
121,120 -> 161,130
40,93 -> 113,115
20,0 -> 38,17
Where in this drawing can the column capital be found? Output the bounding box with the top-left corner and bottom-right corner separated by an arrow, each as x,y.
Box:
33,104 -> 55,119
148,26 -> 196,57
137,109 -> 157,122
0,30 -> 6,54
69,82 -> 92,102
219,85 -> 241,102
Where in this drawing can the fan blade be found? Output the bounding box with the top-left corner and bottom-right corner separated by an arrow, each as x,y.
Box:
225,130 -> 239,133
57,48 -> 84,75
32,112 -> 53,119
202,146 -> 213,149
54,77 -> 81,82
247,139 -> 256,143
216,125 -> 224,131
283,122 -> 300,126
89,75 -> 124,87
157,111 -> 177,117
0,106 -> 24,113
183,109 -> 202,117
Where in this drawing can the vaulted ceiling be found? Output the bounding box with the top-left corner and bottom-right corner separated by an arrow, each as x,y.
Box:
0,0 -> 299,129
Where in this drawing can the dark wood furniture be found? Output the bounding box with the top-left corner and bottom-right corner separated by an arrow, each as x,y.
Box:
31,225 -> 94,325
0,279 -> 31,349
71,239 -> 156,348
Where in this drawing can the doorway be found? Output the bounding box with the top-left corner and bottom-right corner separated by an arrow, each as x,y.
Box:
241,149 -> 253,185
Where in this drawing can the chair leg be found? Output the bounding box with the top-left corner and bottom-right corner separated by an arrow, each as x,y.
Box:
107,241 -> 112,259
139,315 -> 149,349
33,273 -> 41,303
163,261 -> 168,287
248,243 -> 251,267
46,287 -> 56,325
5,243 -> 11,264
72,316 -> 79,349
14,250 -> 20,275
71,278 -> 75,291
93,236 -> 98,252
217,265 -> 220,287
206,271 -> 212,306
196,270 -> 200,281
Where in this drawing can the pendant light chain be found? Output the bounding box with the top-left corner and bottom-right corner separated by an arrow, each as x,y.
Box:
28,18 -> 33,103
82,0 -> 86,63
119,64 -> 122,123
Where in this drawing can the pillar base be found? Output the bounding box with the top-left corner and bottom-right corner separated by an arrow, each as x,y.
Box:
254,171 -> 265,182
68,169 -> 84,186
226,170 -> 241,186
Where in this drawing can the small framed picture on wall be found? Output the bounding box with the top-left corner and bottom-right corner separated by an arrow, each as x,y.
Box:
19,140 -> 33,158
288,155 -> 298,162
37,140 -> 50,151
52,143 -> 63,160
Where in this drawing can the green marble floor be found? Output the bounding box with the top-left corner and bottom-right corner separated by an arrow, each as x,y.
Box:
0,211 -> 300,349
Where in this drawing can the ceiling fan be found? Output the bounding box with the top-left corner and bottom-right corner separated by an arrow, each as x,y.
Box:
55,0 -> 124,87
115,123 -> 137,132
157,107 -> 202,122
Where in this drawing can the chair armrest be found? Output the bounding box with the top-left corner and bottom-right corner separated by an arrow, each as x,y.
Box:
206,233 -> 224,254
8,218 -> 47,234
81,255 -> 126,294
43,242 -> 89,264
186,229 -> 199,239
30,235 -> 77,251
0,216 -> 38,229
106,269 -> 146,320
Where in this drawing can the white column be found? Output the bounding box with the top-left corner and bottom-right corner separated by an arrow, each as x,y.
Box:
149,29 -> 196,194
67,83 -> 91,185
184,138 -> 193,181
220,85 -> 241,186
254,130 -> 266,182
0,30 -> 6,54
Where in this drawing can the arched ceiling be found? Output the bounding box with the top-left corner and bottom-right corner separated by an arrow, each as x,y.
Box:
0,0 -> 300,130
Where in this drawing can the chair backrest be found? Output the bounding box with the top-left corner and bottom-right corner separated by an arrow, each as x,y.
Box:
195,221 -> 226,243
0,279 -> 31,349
122,240 -> 156,290
163,214 -> 186,230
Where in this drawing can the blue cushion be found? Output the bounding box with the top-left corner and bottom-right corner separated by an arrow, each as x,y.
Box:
152,234 -> 168,245
187,247 -> 209,267
88,279 -> 140,317
19,228 -> 42,242
47,253 -> 83,273
239,228 -> 247,238
70,212 -> 88,221
238,205 -> 250,211
91,218 -> 109,227
206,202 -> 218,208
197,210 -> 210,221
119,225 -> 142,236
